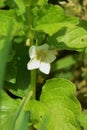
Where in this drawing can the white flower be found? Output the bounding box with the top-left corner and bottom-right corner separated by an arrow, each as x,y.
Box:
27,44 -> 56,74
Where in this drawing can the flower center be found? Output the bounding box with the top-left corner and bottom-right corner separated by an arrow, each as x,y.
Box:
36,49 -> 48,61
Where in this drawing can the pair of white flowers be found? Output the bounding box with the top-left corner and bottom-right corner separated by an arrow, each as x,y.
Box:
27,44 -> 56,74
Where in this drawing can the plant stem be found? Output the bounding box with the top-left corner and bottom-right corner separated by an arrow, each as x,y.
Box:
26,5 -> 37,99
31,70 -> 37,98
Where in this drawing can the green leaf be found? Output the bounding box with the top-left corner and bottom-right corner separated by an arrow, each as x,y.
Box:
51,55 -> 76,72
37,0 -> 48,5
23,0 -> 47,6
32,5 -> 79,35
0,22 -> 13,88
0,91 -> 21,130
0,9 -> 24,37
14,110 -> 30,130
48,26 -> 87,50
14,0 -> 25,15
26,78 -> 82,130
0,90 -> 32,130
4,43 -> 30,98
79,110 -> 87,130
23,0 -> 37,6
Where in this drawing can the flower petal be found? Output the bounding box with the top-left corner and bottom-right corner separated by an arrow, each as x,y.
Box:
45,51 -> 56,63
27,59 -> 40,70
29,46 -> 37,59
39,62 -> 50,74
38,44 -> 49,51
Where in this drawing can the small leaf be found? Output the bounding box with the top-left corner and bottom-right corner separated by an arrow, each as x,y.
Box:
51,55 -> 76,72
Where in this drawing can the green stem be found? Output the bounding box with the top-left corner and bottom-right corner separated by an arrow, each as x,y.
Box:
26,5 -> 34,46
26,6 -> 37,99
31,70 -> 37,98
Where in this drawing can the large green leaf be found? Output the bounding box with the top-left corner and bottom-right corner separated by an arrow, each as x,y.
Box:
0,90 -> 32,130
32,5 -> 79,36
26,78 -> 82,130
47,26 -> 87,50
